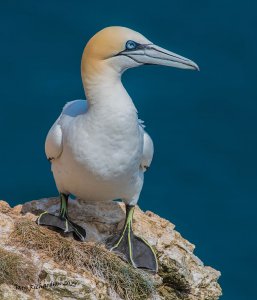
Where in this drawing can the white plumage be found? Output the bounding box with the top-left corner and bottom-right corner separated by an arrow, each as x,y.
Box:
39,26 -> 198,272
45,26 -> 198,208
46,98 -> 153,205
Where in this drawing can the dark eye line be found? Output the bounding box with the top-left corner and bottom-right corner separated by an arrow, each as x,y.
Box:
127,40 -> 145,50
125,42 -> 153,51
111,43 -> 153,58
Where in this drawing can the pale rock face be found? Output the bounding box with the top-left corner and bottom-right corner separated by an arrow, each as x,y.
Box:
0,198 -> 222,300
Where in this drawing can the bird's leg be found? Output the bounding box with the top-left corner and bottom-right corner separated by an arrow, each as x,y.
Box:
59,193 -> 68,219
106,204 -> 158,273
36,193 -> 86,241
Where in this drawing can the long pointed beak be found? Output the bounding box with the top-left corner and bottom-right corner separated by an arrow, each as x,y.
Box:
121,44 -> 199,71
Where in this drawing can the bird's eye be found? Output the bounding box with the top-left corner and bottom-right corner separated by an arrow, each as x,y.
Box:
125,40 -> 137,50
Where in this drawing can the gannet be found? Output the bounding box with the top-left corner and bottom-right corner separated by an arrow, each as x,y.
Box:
37,26 -> 199,272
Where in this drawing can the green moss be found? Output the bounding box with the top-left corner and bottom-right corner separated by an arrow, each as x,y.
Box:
0,247 -> 38,287
10,219 -> 155,300
157,257 -> 191,299
157,285 -> 182,300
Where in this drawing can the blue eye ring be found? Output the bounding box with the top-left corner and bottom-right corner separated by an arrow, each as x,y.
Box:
125,40 -> 137,50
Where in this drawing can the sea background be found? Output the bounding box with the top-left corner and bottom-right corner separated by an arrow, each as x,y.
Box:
0,1 -> 256,299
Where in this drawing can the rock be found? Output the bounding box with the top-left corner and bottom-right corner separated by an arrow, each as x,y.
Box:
0,198 -> 222,299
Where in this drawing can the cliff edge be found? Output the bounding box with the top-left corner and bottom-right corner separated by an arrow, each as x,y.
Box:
0,198 -> 221,299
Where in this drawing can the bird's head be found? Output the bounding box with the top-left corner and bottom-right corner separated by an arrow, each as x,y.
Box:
82,26 -> 199,76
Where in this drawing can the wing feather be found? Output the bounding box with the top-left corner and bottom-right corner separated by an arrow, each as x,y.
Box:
141,130 -> 154,172
45,119 -> 63,160
45,100 -> 88,160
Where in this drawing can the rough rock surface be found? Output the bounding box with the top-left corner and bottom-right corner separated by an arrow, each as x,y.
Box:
0,198 -> 222,299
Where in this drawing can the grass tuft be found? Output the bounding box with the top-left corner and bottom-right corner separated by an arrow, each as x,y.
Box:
10,218 -> 154,300
0,247 -> 38,286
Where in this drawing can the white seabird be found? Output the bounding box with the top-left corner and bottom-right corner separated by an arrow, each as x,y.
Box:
37,26 -> 199,272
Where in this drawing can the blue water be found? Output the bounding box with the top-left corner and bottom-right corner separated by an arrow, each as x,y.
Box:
1,1 -> 257,299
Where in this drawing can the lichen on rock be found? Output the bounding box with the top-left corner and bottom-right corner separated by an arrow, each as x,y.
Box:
0,198 -> 222,299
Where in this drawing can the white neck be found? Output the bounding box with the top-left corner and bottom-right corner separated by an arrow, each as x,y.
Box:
82,63 -> 137,113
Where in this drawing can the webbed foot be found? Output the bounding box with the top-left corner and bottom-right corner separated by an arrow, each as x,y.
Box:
36,193 -> 86,241
106,205 -> 158,273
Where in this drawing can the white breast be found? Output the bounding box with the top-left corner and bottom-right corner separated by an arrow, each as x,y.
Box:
47,70 -> 149,204
49,97 -> 144,203
65,100 -> 143,180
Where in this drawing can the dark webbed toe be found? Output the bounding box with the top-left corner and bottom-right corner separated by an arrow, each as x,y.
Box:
36,193 -> 86,242
106,205 -> 158,273
36,212 -> 86,241
37,212 -> 73,232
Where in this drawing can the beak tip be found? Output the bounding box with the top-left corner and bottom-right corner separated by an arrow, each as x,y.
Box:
191,62 -> 200,71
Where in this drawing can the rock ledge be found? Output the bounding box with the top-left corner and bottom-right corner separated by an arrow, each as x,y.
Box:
0,198 -> 222,299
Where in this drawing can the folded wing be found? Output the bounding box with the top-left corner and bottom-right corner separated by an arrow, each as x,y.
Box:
140,130 -> 154,172
45,100 -> 88,161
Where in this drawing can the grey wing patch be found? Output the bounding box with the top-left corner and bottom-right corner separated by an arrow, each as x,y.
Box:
141,131 -> 154,172
45,99 -> 88,161
62,99 -> 88,117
